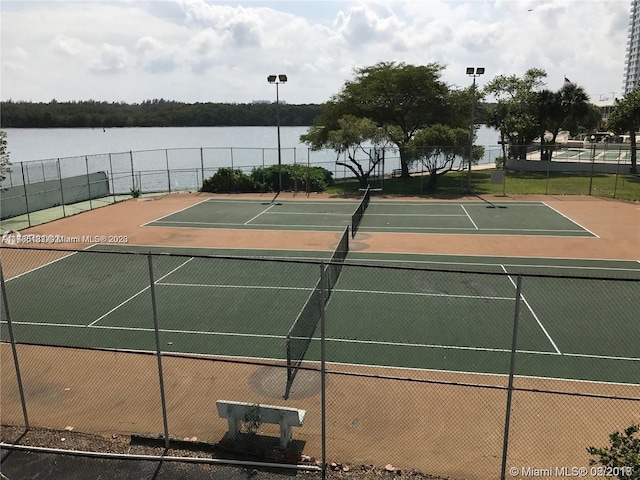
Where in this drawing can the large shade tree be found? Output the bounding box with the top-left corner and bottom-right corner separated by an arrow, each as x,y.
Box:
301,62 -> 455,178
607,86 -> 640,174
407,124 -> 476,191
301,115 -> 390,188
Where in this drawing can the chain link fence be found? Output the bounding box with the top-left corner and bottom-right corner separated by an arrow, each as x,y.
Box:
1,246 -> 638,479
2,142 -> 637,234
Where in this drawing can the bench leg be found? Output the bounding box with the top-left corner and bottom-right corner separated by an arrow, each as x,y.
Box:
279,421 -> 292,449
226,417 -> 242,440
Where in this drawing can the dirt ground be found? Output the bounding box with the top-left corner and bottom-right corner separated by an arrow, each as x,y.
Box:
1,192 -> 639,480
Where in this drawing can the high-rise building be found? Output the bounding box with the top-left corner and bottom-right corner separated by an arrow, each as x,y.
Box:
624,0 -> 640,95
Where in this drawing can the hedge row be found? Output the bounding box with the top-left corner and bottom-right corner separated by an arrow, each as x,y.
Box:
201,165 -> 333,193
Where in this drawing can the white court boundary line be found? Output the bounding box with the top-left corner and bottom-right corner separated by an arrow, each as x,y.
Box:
86,257 -> 194,327
244,203 -> 276,225
145,221 -> 591,235
2,243 -> 98,282
92,243 -> 640,267
156,282 -> 515,301
3,320 -> 638,364
139,197 -> 212,227
500,265 -> 562,354
542,201 -> 599,238
460,205 -> 479,230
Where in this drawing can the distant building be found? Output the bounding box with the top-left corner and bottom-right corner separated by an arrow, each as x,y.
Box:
623,0 -> 640,95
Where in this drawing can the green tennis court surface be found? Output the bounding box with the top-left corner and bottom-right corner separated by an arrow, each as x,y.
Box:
144,199 -> 596,237
2,245 -> 638,386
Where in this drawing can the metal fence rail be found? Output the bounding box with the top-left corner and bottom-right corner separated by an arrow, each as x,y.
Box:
0,246 -> 638,480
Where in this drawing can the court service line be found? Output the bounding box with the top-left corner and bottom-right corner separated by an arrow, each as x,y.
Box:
541,201 -> 599,237
346,257 -> 640,274
86,257 -> 194,327
140,198 -> 212,227
158,282 -> 312,291
500,265 -> 562,354
157,281 -> 514,301
460,205 -> 479,230
5,319 -> 639,364
244,204 -> 276,225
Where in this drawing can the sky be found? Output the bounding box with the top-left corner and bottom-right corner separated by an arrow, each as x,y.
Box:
0,0 -> 633,105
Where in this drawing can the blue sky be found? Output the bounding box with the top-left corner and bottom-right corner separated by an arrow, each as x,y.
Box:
0,0 -> 632,105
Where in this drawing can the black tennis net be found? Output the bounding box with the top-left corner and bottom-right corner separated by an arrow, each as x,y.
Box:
284,226 -> 350,399
351,185 -> 371,238
324,225 -> 349,300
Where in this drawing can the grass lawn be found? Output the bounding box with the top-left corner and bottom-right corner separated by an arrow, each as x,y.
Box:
328,169 -> 640,202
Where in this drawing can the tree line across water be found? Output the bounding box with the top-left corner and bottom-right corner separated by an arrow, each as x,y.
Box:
0,99 -> 323,128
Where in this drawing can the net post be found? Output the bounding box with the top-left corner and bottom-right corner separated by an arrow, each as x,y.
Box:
284,335 -> 293,399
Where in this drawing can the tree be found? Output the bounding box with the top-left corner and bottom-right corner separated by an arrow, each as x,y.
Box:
537,83 -> 592,161
302,62 -> 453,178
484,68 -> 547,160
587,424 -> 640,480
0,130 -> 11,187
607,86 -> 640,174
407,124 -> 476,191
301,115 -> 389,188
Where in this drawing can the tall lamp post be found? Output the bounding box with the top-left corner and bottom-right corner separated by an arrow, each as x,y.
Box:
267,74 -> 287,193
466,67 -> 484,193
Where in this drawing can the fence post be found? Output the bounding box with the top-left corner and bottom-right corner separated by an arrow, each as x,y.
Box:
57,158 -> 67,218
200,148 -> 204,188
500,275 -> 523,480
0,262 -> 30,430
613,152 -> 621,199
129,150 -> 135,192
165,149 -> 171,193
545,148 -> 551,195
307,148 -> 311,196
319,262 -> 327,480
147,254 -> 171,449
20,162 -> 32,227
108,153 -> 117,203
85,156 -> 93,210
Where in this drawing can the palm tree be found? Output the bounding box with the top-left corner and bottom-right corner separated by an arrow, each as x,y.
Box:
538,84 -> 591,161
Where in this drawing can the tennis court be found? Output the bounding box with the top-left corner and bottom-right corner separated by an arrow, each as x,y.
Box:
2,241 -> 638,389
143,197 -> 596,237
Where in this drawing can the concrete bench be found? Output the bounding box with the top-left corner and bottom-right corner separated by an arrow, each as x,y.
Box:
216,400 -> 306,449
392,169 -> 402,178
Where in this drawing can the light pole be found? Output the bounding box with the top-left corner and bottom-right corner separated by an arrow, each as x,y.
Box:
267,74 -> 287,193
466,67 -> 484,194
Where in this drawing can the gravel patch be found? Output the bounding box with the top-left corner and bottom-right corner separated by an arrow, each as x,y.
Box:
1,425 -> 451,480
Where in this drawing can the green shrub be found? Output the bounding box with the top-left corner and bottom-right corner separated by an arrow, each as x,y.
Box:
201,168 -> 262,193
251,164 -> 333,192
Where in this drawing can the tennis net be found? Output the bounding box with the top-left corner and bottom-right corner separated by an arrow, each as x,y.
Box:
351,185 -> 371,238
284,226 -> 350,398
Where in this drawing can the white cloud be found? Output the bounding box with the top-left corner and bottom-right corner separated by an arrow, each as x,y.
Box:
0,0 -> 633,104
89,44 -> 128,75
